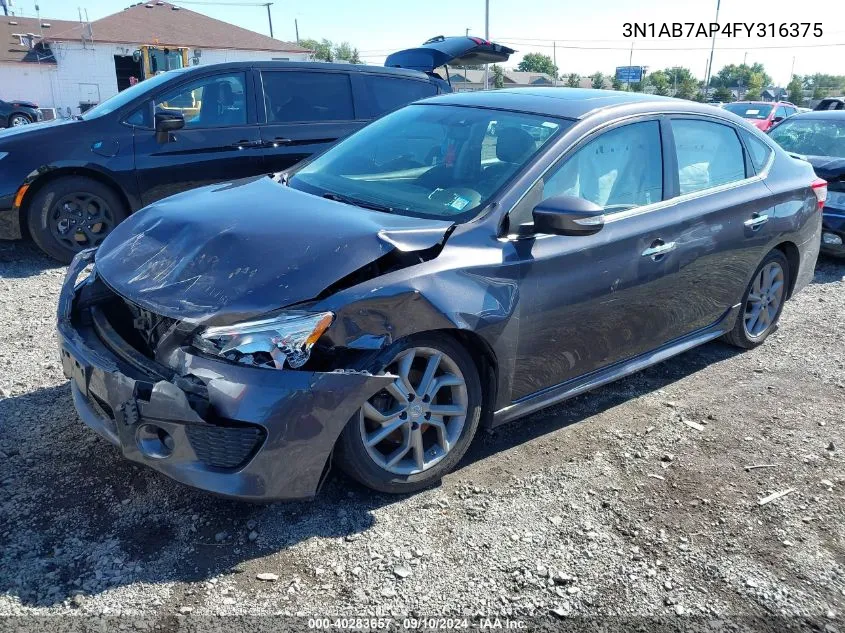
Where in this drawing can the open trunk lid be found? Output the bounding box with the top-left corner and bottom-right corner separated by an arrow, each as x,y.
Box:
385,36 -> 515,73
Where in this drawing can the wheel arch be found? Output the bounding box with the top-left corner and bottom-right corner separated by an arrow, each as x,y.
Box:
773,240 -> 800,299
17,166 -> 132,240
9,111 -> 33,123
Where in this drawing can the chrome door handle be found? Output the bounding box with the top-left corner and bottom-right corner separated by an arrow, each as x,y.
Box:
642,241 -> 677,258
744,214 -> 769,229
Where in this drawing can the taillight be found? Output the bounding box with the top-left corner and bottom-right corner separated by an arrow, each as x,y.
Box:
811,178 -> 828,210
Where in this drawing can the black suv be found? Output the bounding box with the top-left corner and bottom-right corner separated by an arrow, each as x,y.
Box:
0,36 -> 513,262
0,99 -> 42,128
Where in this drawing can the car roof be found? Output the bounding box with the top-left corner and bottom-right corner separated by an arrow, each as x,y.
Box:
421,88 -> 721,120
726,100 -> 792,106
785,110 -> 845,121
174,60 -> 431,82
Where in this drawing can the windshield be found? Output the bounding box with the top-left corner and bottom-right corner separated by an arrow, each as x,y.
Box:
289,104 -> 568,221
769,118 -> 845,158
724,103 -> 773,120
81,70 -> 186,120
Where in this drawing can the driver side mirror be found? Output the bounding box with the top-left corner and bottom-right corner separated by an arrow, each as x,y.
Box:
155,110 -> 184,143
530,195 -> 605,236
771,115 -> 784,124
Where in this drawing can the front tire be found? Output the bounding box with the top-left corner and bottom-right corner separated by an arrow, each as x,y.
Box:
723,249 -> 790,349
335,333 -> 483,494
8,114 -> 31,127
27,176 -> 128,264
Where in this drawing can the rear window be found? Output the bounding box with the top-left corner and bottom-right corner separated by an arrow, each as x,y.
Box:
724,103 -> 773,120
262,71 -> 354,123
361,75 -> 438,118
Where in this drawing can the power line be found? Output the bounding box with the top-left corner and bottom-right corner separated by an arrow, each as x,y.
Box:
495,39 -> 845,51
170,0 -> 270,5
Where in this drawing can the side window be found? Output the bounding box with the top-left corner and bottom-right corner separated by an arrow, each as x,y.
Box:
262,71 -> 354,123
775,105 -> 788,119
154,73 -> 246,129
361,75 -> 438,118
740,131 -> 774,173
671,119 -> 746,195
125,103 -> 152,128
785,107 -> 797,117
542,121 -> 663,211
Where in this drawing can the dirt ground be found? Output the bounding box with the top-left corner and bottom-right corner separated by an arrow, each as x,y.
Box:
1,241 -> 843,631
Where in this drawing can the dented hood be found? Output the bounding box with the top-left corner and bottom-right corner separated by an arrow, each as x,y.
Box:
95,177 -> 454,324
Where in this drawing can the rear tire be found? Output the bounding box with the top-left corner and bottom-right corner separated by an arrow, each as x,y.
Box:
27,176 -> 128,264
335,333 -> 483,494
723,249 -> 790,350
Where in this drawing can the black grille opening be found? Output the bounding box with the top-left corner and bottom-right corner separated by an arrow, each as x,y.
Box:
185,424 -> 266,470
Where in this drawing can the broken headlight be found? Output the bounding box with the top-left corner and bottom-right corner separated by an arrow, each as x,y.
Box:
193,311 -> 334,370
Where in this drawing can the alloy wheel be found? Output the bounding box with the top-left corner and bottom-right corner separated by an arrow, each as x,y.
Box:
744,261 -> 785,338
48,192 -> 116,251
359,346 -> 468,476
10,115 -> 29,127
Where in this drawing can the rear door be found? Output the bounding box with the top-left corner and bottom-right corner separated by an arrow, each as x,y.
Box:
133,71 -> 263,206
257,69 -> 362,173
662,116 -> 776,326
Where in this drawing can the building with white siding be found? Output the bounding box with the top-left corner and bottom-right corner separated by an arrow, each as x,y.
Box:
1,2 -> 310,117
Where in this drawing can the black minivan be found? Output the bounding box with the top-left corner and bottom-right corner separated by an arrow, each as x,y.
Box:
0,36 -> 513,262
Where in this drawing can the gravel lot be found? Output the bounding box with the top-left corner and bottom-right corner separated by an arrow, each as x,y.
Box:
1,240 -> 844,630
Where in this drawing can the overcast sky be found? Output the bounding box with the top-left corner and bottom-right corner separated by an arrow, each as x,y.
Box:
11,0 -> 845,85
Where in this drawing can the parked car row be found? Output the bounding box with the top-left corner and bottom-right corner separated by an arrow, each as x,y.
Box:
56,87 -> 826,500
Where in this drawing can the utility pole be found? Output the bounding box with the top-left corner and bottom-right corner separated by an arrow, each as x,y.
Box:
703,0 -> 721,100
466,27 -> 470,36
295,18 -> 299,43
790,55 -> 796,79
552,41 -> 557,87
483,0 -> 489,90
626,40 -> 633,91
264,2 -> 273,38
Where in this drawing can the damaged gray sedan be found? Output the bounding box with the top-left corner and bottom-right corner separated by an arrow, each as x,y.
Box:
57,89 -> 823,500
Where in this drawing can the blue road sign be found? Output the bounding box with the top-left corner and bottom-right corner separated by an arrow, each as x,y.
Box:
616,66 -> 644,83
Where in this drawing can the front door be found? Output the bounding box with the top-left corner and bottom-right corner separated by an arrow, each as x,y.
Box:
511,119 -> 686,399
257,69 -> 363,173
134,71 -> 263,206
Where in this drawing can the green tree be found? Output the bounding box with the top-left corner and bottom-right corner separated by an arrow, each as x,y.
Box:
744,72 -> 764,100
648,70 -> 670,96
300,38 -> 334,62
610,73 -> 623,90
492,64 -> 505,89
590,71 -> 605,89
565,73 -> 580,88
664,67 -> 698,99
333,41 -> 362,64
713,85 -> 733,103
787,75 -> 805,106
517,53 -> 558,77
629,81 -> 643,92
713,63 -> 772,90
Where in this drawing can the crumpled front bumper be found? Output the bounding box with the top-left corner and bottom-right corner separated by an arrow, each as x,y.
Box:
56,250 -> 394,501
